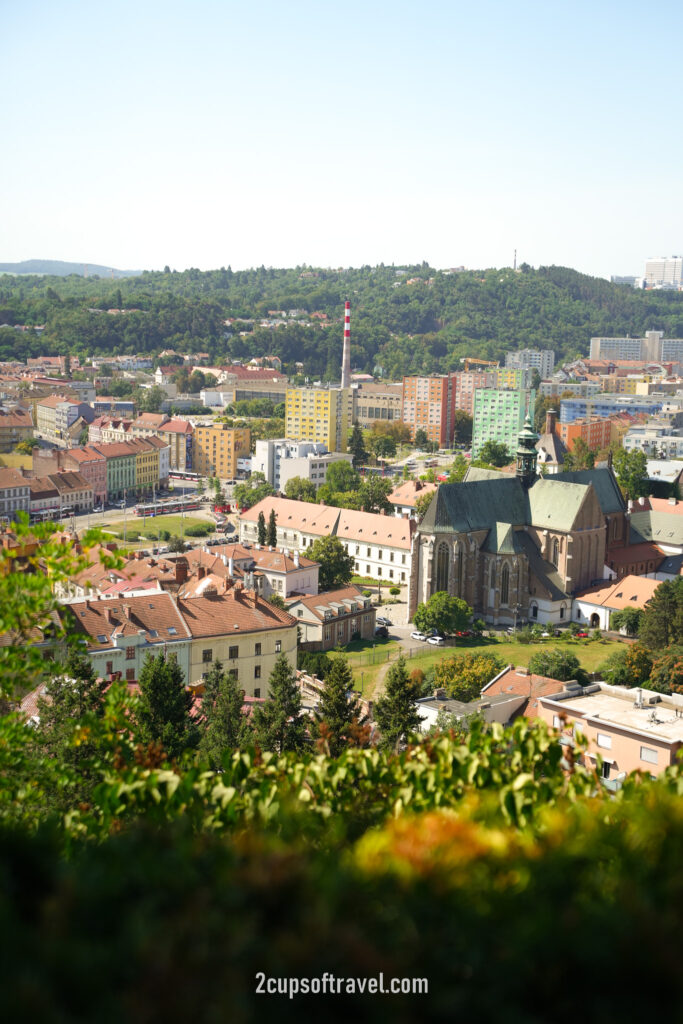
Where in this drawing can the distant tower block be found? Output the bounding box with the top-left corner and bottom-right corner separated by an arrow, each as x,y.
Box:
341,300 -> 351,388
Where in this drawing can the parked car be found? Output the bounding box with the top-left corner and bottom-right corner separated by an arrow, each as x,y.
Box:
92,506 -> 104,513
410,630 -> 428,642
376,616 -> 393,627
374,625 -> 389,639
576,631 -> 589,638
427,635 -> 445,646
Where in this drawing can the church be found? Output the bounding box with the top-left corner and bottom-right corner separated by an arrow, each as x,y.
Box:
409,417 -> 628,626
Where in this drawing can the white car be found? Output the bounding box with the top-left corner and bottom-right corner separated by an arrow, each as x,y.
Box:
427,635 -> 445,646
410,630 -> 428,642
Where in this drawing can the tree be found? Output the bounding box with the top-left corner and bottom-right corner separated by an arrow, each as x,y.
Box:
348,424 -> 369,468
373,655 -> 423,752
284,476 -> 316,502
357,475 -> 393,514
413,592 -> 472,636
612,447 -> 648,500
136,652 -> 198,760
371,435 -> 396,461
251,653 -> 307,754
643,645 -> 683,695
452,410 -> 473,444
599,643 -> 652,687
312,654 -> 367,757
268,594 -> 286,609
14,439 -> 35,455
135,385 -> 167,413
257,511 -> 267,546
196,478 -> 206,498
266,509 -> 277,547
639,577 -> 683,650
433,651 -> 504,702
308,535 -> 356,589
414,491 -> 436,523
233,474 -> 275,510
447,454 -> 469,482
563,437 -> 596,471
414,429 -> 429,448
325,460 -> 361,493
610,607 -> 643,637
527,648 -> 588,684
198,661 -> 250,768
476,440 -> 511,467
168,535 -> 186,552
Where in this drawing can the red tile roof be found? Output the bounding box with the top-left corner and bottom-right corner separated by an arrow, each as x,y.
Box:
178,585 -> 297,638
482,665 -> 567,720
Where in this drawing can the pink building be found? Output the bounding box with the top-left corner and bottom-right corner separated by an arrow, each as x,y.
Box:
452,370 -> 498,416
539,682 -> 683,784
32,446 -> 107,505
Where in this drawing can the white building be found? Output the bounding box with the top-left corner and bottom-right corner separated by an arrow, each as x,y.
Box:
251,438 -> 353,491
645,256 -> 683,290
505,349 -> 555,379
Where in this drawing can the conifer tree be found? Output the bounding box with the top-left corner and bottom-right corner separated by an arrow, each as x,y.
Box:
136,652 -> 198,759
348,423 -> 369,468
313,653 -> 367,757
257,510 -> 267,546
373,655 -> 423,752
251,653 -> 307,754
266,509 -> 277,547
198,660 -> 249,768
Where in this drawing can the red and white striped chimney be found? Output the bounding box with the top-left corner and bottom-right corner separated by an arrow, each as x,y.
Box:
341,300 -> 351,388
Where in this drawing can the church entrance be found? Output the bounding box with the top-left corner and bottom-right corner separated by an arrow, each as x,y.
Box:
590,613 -> 600,628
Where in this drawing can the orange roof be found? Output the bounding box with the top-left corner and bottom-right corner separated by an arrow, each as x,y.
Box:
241,496 -> 340,535
67,593 -> 191,650
178,586 -> 297,638
482,665 -> 568,720
574,574 -> 661,610
389,479 -> 438,507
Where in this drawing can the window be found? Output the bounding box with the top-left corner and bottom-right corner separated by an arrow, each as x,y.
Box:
601,760 -> 611,780
378,550 -> 382,560
435,542 -> 449,592
597,733 -> 612,749
255,642 -> 261,656
552,538 -> 559,567
229,645 -> 239,660
106,661 -> 113,675
126,646 -> 135,660
275,640 -> 281,653
202,649 -> 213,663
640,746 -> 658,765
229,669 -> 238,680
366,547 -> 371,557
390,552 -> 394,562
501,564 -> 510,605
553,715 -> 562,729
254,666 -> 261,679
254,688 -> 261,698
126,668 -> 135,681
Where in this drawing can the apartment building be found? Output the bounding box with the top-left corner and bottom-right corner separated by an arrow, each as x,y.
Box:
645,256 -> 683,289
288,585 -> 376,651
33,447 -> 108,506
472,388 -> 535,459
623,424 -> 683,459
560,395 -> 675,425
452,371 -> 497,416
539,682 -> 683,782
505,349 -> 555,379
401,375 -> 456,446
89,442 -> 137,500
590,330 -> 683,362
251,438 -> 353,491
0,408 -> 33,452
494,366 -> 532,390
285,387 -> 349,452
0,467 -> 30,519
558,417 -> 616,452
193,423 -> 250,479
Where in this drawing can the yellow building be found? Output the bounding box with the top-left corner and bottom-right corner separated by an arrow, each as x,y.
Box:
285,387 -> 348,451
130,437 -> 159,497
193,424 -> 250,479
0,408 -> 34,453
494,367 -> 529,390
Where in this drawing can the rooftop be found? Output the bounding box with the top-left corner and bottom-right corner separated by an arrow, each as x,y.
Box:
541,683 -> 683,745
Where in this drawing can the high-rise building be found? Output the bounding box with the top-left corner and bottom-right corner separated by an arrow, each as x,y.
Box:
193,424 -> 251,479
472,388 -> 535,459
505,349 -> 555,379
645,256 -> 683,289
401,375 -> 456,447
451,371 -> 498,416
589,330 -> 683,362
285,387 -> 349,451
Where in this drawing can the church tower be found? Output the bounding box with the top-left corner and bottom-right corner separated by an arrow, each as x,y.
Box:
515,413 -> 540,487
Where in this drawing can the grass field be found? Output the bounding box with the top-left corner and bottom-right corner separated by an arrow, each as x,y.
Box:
100,514 -> 211,541
336,634 -> 627,700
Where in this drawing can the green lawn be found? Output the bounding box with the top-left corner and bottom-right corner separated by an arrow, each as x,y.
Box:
100,514 -> 210,541
336,634 -> 627,701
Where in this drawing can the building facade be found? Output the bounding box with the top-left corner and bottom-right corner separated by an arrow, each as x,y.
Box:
505,349 -> 555,379
401,375 -> 456,446
193,424 -> 250,479
285,387 -> 349,452
472,388 -> 535,459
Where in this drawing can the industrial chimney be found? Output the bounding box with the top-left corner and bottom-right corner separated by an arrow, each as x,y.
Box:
341,300 -> 351,388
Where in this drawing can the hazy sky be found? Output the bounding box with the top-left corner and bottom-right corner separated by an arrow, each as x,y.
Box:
4,0 -> 682,279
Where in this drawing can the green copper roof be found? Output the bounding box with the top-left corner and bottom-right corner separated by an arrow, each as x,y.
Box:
482,522 -> 524,554
527,478 -> 590,533
516,413 -> 540,455
628,511 -> 683,547
553,469 -> 625,515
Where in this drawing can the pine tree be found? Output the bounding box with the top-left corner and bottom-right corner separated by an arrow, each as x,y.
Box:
257,510 -> 267,546
373,655 -> 423,752
267,509 -> 277,547
348,423 -> 369,468
313,653 -> 367,757
251,654 -> 307,754
198,661 -> 249,768
136,652 -> 198,760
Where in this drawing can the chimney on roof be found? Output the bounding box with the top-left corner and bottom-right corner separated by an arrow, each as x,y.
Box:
105,607 -> 114,624
433,688 -> 447,700
545,408 -> 557,435
175,560 -> 188,584
197,565 -> 206,580
122,604 -> 131,620
294,551 -> 299,568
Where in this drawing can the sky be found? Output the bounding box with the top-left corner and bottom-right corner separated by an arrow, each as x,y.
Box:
4,0 -> 683,279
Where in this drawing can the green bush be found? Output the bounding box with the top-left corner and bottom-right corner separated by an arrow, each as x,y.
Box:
184,523 -> 213,538
389,586 -> 400,596
362,589 -> 372,598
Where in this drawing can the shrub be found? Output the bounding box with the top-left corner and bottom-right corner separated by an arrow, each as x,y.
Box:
184,523 -> 213,538
362,590 -> 372,598
389,586 -> 400,596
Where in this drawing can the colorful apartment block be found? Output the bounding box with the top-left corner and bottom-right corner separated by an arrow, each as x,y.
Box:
558,417 -> 615,451
452,371 -> 498,416
401,375 -> 456,446
193,424 -> 251,479
285,387 -> 348,451
472,388 -> 535,459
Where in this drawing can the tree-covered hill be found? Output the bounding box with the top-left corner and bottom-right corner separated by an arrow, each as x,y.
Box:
1,263 -> 682,378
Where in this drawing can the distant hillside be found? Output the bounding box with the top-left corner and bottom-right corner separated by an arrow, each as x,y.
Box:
0,260 -> 141,278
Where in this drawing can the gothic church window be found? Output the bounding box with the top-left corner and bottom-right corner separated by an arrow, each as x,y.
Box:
435,542 -> 449,592
501,564 -> 510,605
552,538 -> 559,567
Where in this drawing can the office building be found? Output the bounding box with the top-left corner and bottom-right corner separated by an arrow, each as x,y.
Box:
645,256 -> 683,289
251,438 -> 353,491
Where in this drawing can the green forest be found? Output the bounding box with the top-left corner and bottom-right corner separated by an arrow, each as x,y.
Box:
2,263 -> 683,379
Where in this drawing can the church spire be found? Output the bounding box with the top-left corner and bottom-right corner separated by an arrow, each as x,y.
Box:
515,413 -> 540,487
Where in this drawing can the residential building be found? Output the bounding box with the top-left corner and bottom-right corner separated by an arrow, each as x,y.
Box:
572,574 -> 661,630
47,471 -> 93,514
0,467 -> 30,520
539,381 -> 602,398
287,585 -> 375,651
401,375 -> 457,446
481,664 -> 568,721
285,386 -> 349,452
92,398 -> 136,418
350,381 -> 403,427
193,424 -> 250,479
0,408 -> 33,452
645,256 -> 683,289
451,371 -> 497,417
414,690 -> 525,732
220,364 -> 288,404
472,388 -> 535,459
157,419 -> 193,472
239,496 -> 414,583
33,447 -> 107,506
505,349 -> 555,379
127,437 -> 160,498
251,438 -> 354,491
65,593 -> 192,685
89,441 -> 137,500
590,330 -> 683,362
248,547 -> 319,599
539,682 -> 683,781
623,424 -> 683,459
177,581 -> 298,695
559,395 -> 671,425
388,478 -> 438,517
494,366 -> 532,390
558,416 -> 622,452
